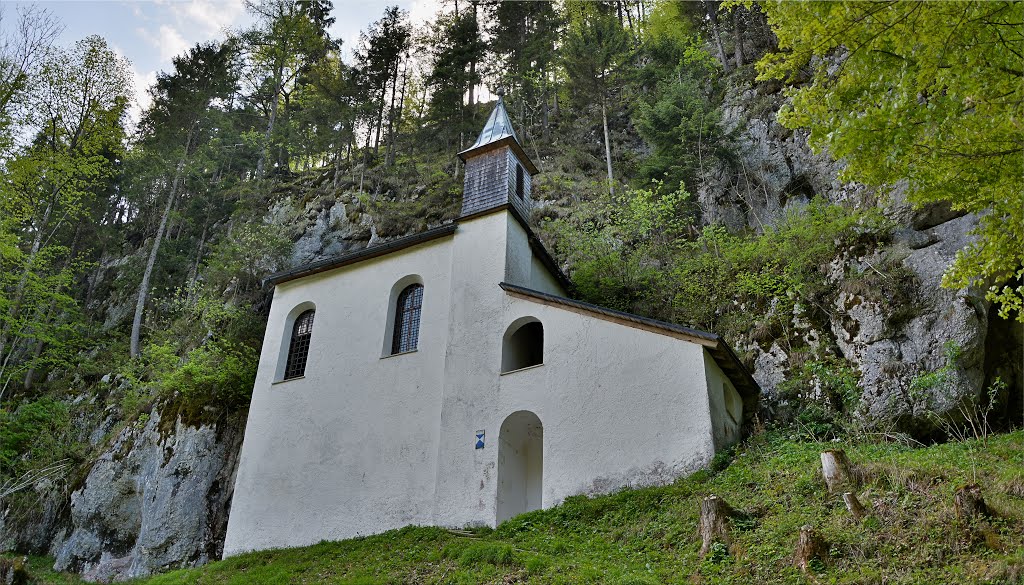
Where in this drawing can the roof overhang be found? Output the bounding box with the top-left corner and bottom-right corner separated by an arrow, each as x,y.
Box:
457,135 -> 539,176
263,224 -> 458,287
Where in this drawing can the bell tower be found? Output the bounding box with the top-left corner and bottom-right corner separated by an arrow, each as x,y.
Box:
458,91 -> 539,222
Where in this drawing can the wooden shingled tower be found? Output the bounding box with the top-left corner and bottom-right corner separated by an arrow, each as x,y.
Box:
458,91 -> 539,221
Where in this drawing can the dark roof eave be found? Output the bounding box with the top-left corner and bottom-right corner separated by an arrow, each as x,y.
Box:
263,224 -> 458,287
457,136 -> 539,175
498,282 -> 762,417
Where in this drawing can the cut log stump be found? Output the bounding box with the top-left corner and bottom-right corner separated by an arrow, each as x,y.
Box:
954,484 -> 989,521
842,492 -> 868,522
821,449 -> 857,493
0,556 -> 29,585
699,495 -> 735,557
793,525 -> 828,573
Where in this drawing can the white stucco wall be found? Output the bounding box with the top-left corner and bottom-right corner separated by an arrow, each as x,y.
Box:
223,235 -> 455,556
226,208 -> 730,556
493,299 -> 715,510
703,349 -> 744,450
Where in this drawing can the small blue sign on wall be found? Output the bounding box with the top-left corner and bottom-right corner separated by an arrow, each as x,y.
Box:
475,430 -> 485,449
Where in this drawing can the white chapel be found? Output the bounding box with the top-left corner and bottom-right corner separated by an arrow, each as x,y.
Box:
223,98 -> 760,556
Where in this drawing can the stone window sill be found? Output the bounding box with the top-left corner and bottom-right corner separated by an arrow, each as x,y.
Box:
272,376 -> 305,385
500,363 -> 544,376
381,349 -> 418,360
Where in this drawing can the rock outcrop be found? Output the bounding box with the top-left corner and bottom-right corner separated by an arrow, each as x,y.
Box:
698,77 -> 1020,434
31,410 -> 244,582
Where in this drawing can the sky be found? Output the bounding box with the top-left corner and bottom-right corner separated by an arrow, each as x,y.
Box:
6,0 -> 442,120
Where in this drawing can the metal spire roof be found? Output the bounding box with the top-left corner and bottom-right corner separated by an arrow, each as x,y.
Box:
467,95 -> 519,150
457,91 -> 538,174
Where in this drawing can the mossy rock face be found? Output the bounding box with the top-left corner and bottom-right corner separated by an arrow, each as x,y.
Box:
49,409 -> 247,581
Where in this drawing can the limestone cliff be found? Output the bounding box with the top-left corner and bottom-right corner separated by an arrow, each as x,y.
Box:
697,76 -> 1021,435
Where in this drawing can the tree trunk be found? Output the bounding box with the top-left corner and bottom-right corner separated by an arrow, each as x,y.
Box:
706,2 -> 731,73
130,160 -> 185,358
699,495 -> 735,557
842,492 -> 868,522
601,96 -> 614,196
821,449 -> 856,493
468,2 -> 478,107
187,217 -> 209,292
732,7 -> 745,67
954,484 -> 989,521
793,525 -> 827,572
256,76 -> 282,178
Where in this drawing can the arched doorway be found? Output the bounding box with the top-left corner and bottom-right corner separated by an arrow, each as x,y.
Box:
496,411 -> 543,524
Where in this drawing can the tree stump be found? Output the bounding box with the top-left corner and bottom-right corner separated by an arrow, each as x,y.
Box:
820,449 -> 856,493
842,492 -> 868,522
793,525 -> 828,573
954,484 -> 989,521
0,556 -> 29,585
699,495 -> 735,557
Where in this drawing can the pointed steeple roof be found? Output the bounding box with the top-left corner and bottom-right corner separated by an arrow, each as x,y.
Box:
458,92 -> 538,175
467,95 -> 518,150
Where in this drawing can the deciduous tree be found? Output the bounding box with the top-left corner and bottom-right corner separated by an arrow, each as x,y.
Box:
759,1 -> 1024,320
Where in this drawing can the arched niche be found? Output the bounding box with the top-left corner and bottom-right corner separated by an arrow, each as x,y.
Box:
501,317 -> 543,373
496,410 -> 543,524
275,301 -> 316,381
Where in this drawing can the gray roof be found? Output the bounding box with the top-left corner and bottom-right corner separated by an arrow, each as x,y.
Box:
263,224 -> 458,286
464,97 -> 518,152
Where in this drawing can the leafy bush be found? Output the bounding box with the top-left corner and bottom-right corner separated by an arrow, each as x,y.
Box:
548,189 -> 891,341
776,357 -> 862,439
0,398 -> 77,480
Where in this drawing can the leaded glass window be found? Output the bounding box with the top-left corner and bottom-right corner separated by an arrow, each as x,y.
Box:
284,310 -> 314,379
391,284 -> 424,354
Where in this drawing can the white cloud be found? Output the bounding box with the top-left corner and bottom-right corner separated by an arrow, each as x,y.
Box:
168,0 -> 246,37
132,68 -> 157,120
407,0 -> 440,27
137,24 -> 189,63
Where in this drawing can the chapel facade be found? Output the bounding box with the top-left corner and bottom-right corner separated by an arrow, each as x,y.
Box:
223,99 -> 760,556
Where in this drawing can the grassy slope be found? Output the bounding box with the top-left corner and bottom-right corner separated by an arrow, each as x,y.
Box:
21,431 -> 1024,585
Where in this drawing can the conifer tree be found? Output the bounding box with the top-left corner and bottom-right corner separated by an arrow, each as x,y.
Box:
562,2 -> 630,195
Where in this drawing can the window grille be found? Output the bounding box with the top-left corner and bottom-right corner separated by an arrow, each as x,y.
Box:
392,284 -> 424,354
515,164 -> 524,199
284,310 -> 314,379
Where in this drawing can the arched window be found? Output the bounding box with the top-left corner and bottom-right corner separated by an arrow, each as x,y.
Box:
284,309 -> 314,379
391,283 -> 424,354
501,318 -> 543,373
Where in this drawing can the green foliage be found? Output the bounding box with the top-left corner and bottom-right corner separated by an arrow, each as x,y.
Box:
119,287 -> 261,419
0,34 -> 130,387
551,190 -> 890,340
203,221 -> 291,297
0,399 -> 71,478
759,1 -> 1024,320
425,10 -> 484,144
633,38 -> 727,196
776,357 -> 862,440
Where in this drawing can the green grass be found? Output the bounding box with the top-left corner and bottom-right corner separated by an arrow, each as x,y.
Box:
13,431 -> 1024,584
